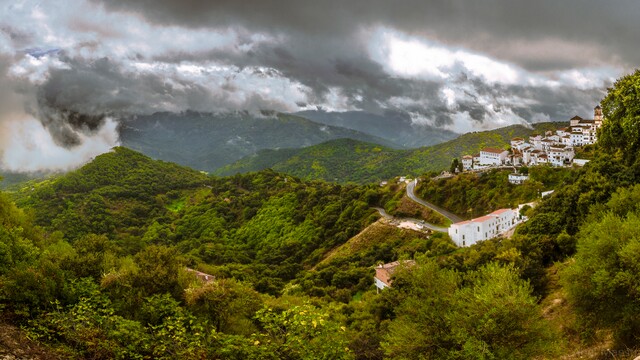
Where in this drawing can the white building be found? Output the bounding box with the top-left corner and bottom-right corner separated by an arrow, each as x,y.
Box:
448,208 -> 519,247
510,137 -> 525,150
508,173 -> 529,184
479,148 -> 508,166
462,155 -> 473,170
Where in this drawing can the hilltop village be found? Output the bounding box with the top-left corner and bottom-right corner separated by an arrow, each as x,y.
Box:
461,105 -> 603,173
446,106 -> 603,246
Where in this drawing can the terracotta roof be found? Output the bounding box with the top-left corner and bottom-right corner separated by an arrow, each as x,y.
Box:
462,155 -> 473,159
454,220 -> 471,225
473,215 -> 494,222
490,208 -> 513,215
571,115 -> 583,120
482,147 -> 506,154
511,137 -> 524,141
375,260 -> 416,287
538,154 -> 548,159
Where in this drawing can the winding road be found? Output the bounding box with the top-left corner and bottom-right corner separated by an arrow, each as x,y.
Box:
372,178 -> 464,233
406,179 -> 464,224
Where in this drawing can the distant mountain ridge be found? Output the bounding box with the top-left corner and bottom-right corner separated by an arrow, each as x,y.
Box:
118,111 -> 397,172
216,121 -> 567,183
294,110 -> 458,148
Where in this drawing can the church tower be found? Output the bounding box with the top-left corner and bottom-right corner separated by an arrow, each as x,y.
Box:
594,105 -> 603,125
594,105 -> 604,130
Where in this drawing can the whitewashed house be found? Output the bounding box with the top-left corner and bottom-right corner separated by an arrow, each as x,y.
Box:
508,173 -> 529,184
448,208 -> 518,247
462,155 -> 473,170
510,137 -> 525,150
479,148 -> 508,166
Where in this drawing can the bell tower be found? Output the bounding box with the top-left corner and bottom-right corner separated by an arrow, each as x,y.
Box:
594,105 -> 603,123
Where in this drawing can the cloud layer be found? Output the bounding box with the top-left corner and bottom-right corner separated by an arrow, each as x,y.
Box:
0,0 -> 635,171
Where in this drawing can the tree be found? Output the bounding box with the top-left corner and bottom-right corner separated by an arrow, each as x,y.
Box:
450,158 -> 460,173
562,212 -> 640,346
383,258 -> 556,359
599,69 -> 640,164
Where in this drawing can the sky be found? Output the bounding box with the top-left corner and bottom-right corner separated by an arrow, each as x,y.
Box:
0,0 -> 637,172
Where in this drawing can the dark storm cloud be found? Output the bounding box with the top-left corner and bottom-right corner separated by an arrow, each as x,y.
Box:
31,54 -> 302,147
93,0 -> 640,70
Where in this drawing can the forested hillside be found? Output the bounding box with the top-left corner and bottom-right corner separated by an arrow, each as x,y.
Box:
416,166 -> 574,218
217,122 -> 566,183
2,71 -> 640,359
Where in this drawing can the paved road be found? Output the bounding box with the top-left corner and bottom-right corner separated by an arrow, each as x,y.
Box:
373,207 -> 448,233
406,179 -> 464,224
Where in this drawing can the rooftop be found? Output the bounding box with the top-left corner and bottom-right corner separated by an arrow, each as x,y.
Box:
482,147 -> 506,154
375,260 -> 416,287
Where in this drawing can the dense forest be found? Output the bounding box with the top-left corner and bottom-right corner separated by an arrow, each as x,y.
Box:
1,70 -> 640,358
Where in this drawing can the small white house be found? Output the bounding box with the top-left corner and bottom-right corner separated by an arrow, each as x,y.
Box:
508,173 -> 529,185
448,208 -> 518,247
462,155 -> 473,170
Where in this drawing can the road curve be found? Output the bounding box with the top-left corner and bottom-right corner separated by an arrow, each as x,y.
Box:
406,179 -> 464,224
373,207 -> 448,233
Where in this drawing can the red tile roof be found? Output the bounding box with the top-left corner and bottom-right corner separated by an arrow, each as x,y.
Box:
374,260 -> 416,287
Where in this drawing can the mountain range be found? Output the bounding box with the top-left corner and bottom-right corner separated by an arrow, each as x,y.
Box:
117,111 -> 398,172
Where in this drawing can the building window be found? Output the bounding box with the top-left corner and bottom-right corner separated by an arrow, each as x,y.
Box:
463,241 -> 466,246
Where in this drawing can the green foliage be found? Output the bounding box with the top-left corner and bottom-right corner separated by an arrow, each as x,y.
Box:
185,278 -> 262,334
599,69 -> 640,165
416,168 -> 571,218
252,304 -> 354,360
383,258 -> 557,359
562,212 -> 640,346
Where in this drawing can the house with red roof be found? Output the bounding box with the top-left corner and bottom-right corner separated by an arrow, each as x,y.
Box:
374,260 -> 416,291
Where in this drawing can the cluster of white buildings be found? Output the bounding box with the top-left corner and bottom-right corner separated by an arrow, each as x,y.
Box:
461,105 -> 603,171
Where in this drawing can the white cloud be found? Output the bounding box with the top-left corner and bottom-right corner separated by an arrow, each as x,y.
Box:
0,116 -> 120,172
369,28 -> 529,85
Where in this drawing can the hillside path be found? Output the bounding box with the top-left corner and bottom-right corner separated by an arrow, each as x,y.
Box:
406,179 -> 464,224
373,207 -> 448,233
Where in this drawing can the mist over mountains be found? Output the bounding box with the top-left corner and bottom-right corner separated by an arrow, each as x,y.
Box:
117,111 -> 399,172
296,110 -> 458,148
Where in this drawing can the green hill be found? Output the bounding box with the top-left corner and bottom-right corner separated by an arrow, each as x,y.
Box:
217,121 -> 567,183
